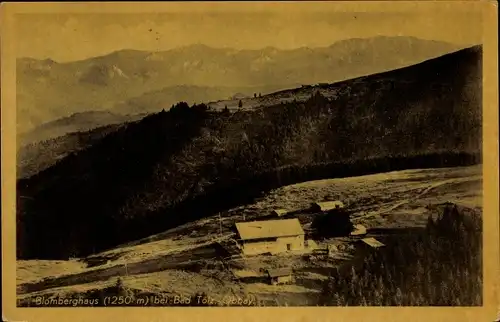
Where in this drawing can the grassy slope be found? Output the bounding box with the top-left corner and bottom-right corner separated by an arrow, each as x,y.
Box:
111,84 -> 300,115
16,166 -> 482,306
16,46 -> 482,260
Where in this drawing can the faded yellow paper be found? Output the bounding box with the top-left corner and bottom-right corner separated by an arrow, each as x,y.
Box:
2,2 -> 498,322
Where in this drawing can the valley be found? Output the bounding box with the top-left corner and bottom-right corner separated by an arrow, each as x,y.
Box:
16,45 -> 482,261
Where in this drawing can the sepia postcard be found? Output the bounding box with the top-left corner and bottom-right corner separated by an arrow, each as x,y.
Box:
1,2 -> 499,322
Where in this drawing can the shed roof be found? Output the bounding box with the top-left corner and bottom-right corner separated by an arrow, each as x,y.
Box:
312,201 -> 345,211
235,218 -> 304,241
350,224 -> 367,236
271,209 -> 288,216
266,267 -> 293,278
360,237 -> 385,248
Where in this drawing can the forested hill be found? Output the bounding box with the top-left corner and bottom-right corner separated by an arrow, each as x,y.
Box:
17,45 -> 482,260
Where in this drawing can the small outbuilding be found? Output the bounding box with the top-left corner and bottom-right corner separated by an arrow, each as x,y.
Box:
311,201 -> 345,212
266,268 -> 294,285
350,224 -> 367,236
271,209 -> 288,217
359,237 -> 385,249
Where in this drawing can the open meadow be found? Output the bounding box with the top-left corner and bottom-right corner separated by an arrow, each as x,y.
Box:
17,165 -> 482,306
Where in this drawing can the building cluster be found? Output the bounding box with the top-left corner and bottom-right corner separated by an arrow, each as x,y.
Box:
231,200 -> 381,257
223,200 -> 384,285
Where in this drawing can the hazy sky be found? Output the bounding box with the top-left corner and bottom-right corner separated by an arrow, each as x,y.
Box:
15,5 -> 482,62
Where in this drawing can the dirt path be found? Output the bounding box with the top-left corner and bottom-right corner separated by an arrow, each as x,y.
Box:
364,176 -> 481,218
18,236 -> 230,295
416,176 -> 480,196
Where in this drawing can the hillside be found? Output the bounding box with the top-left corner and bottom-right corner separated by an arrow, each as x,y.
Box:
16,45 -> 482,260
16,166 -> 482,306
16,36 -> 461,133
111,84 -> 296,116
17,85 -> 289,148
18,111 -> 146,147
17,123 -> 133,179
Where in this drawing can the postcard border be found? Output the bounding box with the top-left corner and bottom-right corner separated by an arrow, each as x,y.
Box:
2,2 -> 498,322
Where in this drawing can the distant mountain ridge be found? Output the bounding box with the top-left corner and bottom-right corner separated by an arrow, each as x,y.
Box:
17,36 -> 464,134
18,111 -> 146,148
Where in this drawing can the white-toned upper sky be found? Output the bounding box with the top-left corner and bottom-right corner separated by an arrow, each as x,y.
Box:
15,4 -> 482,62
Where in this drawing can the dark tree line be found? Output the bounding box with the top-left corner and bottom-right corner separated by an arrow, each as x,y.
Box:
319,204 -> 482,306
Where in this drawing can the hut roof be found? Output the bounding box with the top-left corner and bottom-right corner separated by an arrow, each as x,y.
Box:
312,201 -> 345,211
266,268 -> 293,278
235,219 -> 304,241
350,224 -> 367,236
360,237 -> 385,248
271,209 -> 288,216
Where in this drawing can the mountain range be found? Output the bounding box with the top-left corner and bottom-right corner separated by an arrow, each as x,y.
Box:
17,36 -> 464,138
16,45 -> 482,259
